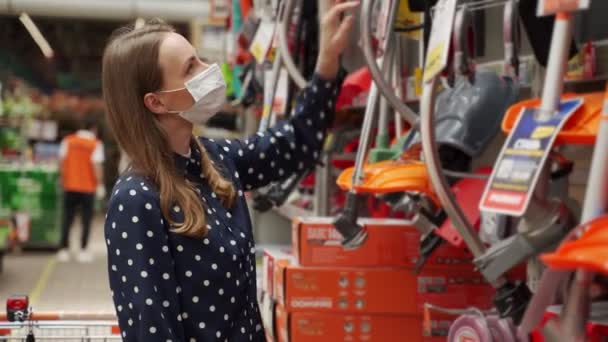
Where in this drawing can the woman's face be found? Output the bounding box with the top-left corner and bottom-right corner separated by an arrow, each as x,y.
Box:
152,32 -> 210,113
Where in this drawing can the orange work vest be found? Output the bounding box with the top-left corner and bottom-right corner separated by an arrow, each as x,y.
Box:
61,134 -> 99,193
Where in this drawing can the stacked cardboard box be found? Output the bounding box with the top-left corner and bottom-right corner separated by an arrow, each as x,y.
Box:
261,218 -> 497,341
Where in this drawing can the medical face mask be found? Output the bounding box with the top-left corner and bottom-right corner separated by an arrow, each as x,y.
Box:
159,63 -> 227,125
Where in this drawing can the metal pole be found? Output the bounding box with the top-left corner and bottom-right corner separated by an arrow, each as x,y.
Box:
377,61 -> 392,148
350,0 -> 397,186
333,48 -> 388,246
278,0 -> 307,89
313,153 -> 331,216
351,79 -> 380,184
538,13 -> 572,120
520,12 -> 596,339
393,37 -> 403,139
579,90 -> 608,223
360,0 -> 419,126
560,86 -> 608,340
259,50 -> 284,132
419,79 -> 487,260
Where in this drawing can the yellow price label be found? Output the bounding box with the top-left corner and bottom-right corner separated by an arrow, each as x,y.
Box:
531,126 -> 556,139
422,0 -> 457,83
251,43 -> 264,63
423,42 -> 446,83
249,21 -> 275,64
262,105 -> 271,119
414,68 -> 423,97
324,133 -> 334,149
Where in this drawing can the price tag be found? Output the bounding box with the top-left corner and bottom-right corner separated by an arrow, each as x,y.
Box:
423,0 -> 457,83
414,68 -> 423,97
249,20 -> 276,64
537,0 -> 590,16
480,98 -> 583,216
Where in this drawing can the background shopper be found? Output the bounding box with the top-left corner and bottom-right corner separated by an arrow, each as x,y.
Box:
58,117 -> 105,263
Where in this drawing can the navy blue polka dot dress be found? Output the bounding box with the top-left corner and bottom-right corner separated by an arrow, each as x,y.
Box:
104,71 -> 345,342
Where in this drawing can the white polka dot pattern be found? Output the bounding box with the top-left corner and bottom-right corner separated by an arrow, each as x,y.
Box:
104,71 -> 344,341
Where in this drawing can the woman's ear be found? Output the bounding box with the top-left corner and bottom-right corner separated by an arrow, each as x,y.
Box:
144,92 -> 168,115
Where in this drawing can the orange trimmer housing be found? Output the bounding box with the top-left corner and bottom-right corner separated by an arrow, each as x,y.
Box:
502,92 -> 604,145
542,215 -> 608,274
336,144 -> 442,207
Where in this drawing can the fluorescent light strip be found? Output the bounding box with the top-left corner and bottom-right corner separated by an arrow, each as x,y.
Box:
19,13 -> 54,59
135,18 -> 146,29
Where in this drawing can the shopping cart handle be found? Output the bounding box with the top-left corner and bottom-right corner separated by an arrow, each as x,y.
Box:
6,295 -> 30,322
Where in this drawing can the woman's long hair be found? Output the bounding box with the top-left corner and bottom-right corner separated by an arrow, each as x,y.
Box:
102,20 -> 235,238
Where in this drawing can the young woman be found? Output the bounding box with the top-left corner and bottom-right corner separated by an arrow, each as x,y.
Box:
102,1 -> 358,341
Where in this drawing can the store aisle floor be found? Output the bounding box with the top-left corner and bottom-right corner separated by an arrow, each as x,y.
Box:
0,215 -> 115,314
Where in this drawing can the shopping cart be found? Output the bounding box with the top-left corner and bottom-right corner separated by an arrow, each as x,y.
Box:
0,295 -> 120,342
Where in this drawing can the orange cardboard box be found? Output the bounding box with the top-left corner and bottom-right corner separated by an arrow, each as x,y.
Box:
260,291 -> 277,342
292,217 -> 475,269
274,304 -> 452,342
274,264 -> 495,315
262,246 -> 296,299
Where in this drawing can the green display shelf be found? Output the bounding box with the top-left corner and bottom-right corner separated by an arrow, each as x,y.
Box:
0,164 -> 62,249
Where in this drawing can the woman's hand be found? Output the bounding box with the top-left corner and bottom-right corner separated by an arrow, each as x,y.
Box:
316,0 -> 360,79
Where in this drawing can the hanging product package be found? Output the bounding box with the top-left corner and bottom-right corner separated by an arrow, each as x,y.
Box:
411,71 -> 519,158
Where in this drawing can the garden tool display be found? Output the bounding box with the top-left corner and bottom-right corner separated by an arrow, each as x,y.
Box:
417,2 -> 604,340
413,70 -> 519,158
419,1 -> 533,328
333,0 -> 404,249
333,0 -> 514,249
252,0 -> 325,213
335,0 -> 519,265
250,0 -> 298,211
360,0 -> 418,126
277,0 -> 308,89
368,52 -> 397,164
474,0 -> 597,290
469,90 -> 604,339
367,2 -> 416,163
335,67 -> 519,222
521,77 -> 608,341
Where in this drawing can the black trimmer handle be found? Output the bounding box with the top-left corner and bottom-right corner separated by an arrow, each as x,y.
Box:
493,280 -> 532,325
333,191 -> 368,249
256,170 -> 312,212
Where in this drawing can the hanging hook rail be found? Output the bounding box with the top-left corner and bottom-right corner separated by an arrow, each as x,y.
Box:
433,0 -> 514,14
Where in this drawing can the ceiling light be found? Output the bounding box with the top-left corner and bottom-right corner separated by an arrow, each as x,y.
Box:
19,13 -> 54,59
135,18 -> 146,29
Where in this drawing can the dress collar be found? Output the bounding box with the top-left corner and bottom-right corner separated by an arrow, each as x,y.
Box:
173,139 -> 202,174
